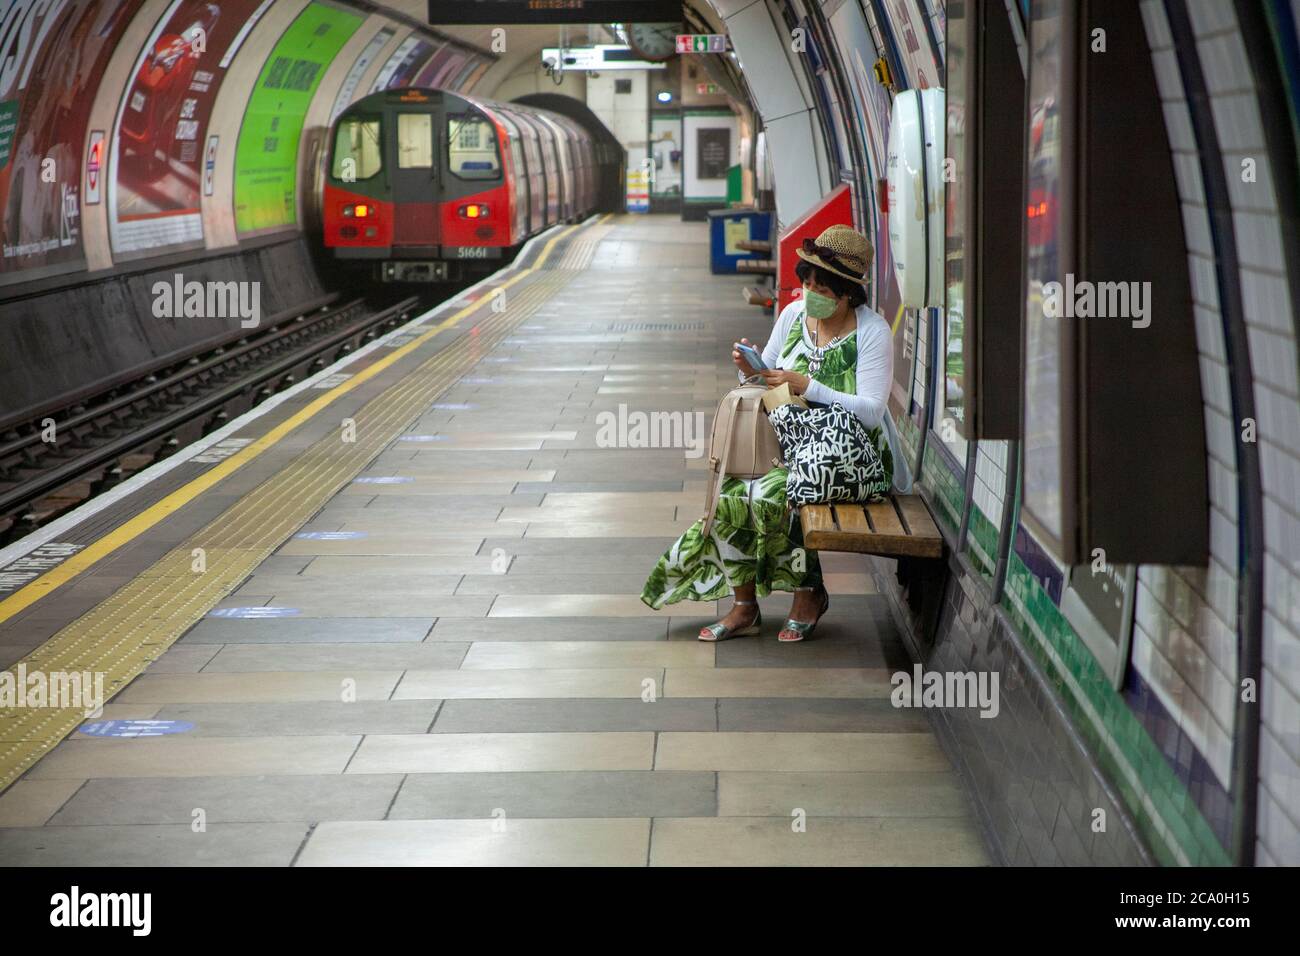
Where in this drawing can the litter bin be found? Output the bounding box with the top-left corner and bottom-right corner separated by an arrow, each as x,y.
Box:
707,207 -> 773,274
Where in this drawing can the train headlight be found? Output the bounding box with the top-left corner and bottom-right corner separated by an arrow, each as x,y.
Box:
459,203 -> 489,219
343,204 -> 372,218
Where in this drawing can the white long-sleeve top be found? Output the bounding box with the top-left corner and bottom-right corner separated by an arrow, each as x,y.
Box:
742,298 -> 913,493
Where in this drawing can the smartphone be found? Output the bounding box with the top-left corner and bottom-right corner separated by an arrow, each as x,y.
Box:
734,342 -> 768,371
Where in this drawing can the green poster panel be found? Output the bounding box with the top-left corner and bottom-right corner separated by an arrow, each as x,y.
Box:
234,3 -> 362,233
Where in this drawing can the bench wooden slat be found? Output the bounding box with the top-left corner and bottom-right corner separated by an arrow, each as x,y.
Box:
799,494 -> 944,559
895,494 -> 941,541
801,504 -> 837,537
832,504 -> 872,534
866,499 -> 906,537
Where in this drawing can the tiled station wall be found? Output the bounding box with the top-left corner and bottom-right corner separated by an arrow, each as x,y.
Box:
738,0 -> 1297,864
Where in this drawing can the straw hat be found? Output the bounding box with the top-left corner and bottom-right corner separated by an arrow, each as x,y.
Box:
795,224 -> 872,284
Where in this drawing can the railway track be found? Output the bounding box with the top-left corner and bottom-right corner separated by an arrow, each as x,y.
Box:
0,294 -> 423,545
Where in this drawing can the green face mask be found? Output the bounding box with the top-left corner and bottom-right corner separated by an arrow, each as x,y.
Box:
803,288 -> 838,320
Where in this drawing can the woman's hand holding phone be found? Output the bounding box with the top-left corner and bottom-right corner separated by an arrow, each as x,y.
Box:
732,338 -> 759,374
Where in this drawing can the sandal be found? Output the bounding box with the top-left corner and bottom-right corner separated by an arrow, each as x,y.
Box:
777,586 -> 829,642
699,599 -> 762,642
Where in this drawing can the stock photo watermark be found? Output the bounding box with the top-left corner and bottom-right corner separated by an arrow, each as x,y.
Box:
50,887 -> 151,936
0,664 -> 105,717
1042,274 -> 1152,329
594,404 -> 707,459
151,274 -> 261,329
890,663 -> 1000,719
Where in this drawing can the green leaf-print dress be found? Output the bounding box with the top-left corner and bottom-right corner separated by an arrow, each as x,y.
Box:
640,313 -> 895,608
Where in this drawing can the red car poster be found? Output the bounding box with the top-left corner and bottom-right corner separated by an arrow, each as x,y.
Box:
109,0 -> 271,255
0,0 -> 135,284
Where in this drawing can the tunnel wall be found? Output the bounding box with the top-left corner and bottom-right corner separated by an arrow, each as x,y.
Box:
0,0 -> 496,428
724,0 -> 1299,865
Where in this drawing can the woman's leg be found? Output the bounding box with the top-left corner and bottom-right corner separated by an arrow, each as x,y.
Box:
702,580 -> 758,637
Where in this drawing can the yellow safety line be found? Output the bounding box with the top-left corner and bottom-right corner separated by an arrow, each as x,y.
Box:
892,302 -> 905,336
0,267 -> 582,789
0,217 -> 602,627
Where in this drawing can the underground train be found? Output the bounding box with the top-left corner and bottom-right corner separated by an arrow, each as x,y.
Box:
323,88 -> 599,282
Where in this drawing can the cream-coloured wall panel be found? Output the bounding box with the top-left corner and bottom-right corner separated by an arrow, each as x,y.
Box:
81,0 -> 174,271
203,0 -> 310,250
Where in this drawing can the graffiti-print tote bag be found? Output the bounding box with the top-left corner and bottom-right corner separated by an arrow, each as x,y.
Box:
768,401 -> 889,505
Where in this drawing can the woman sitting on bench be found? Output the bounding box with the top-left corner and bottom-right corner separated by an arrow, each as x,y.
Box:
640,224 -> 910,642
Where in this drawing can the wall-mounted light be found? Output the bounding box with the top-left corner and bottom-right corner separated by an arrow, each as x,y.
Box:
656,90 -> 673,103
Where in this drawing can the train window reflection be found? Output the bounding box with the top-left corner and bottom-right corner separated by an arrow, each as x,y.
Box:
448,112 -> 501,180
331,116 -> 382,181
941,4 -> 969,463
397,113 -> 434,169
1022,0 -> 1070,552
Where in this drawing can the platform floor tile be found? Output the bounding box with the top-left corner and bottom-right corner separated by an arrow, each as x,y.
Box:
649,818 -> 989,867
296,818 -> 649,867
346,732 -> 655,774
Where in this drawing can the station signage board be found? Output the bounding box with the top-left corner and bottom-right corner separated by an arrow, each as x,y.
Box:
428,1 -> 683,25
676,34 -> 728,53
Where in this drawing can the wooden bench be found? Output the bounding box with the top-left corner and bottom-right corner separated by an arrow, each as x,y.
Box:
800,495 -> 947,636
736,258 -> 776,275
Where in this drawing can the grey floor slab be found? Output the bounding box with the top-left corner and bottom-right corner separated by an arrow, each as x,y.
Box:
454,573 -> 651,595
505,553 -> 668,576
713,634 -> 903,669
475,536 -> 675,556
389,770 -> 716,819
427,617 -> 668,642
295,818 -> 649,866
201,642 -> 468,672
717,771 -> 970,818
514,481 -> 684,493
432,698 -> 715,733
48,774 -> 405,825
179,618 -> 435,644
145,701 -> 442,736
717,698 -> 932,733
0,823 -> 309,866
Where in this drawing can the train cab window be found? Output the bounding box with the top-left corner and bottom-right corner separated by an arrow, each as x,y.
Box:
331,115 -> 382,181
448,111 -> 501,180
397,113 -> 434,169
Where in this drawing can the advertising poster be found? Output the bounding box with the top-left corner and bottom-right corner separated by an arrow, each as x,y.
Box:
414,46 -> 463,88
458,58 -> 492,93
233,1 -> 361,234
328,26 -> 395,124
883,0 -> 943,89
0,0 -> 135,284
110,0 -> 273,255
369,35 -> 434,92
827,0 -> 906,409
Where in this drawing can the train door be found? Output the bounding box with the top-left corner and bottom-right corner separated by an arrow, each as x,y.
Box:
539,123 -> 562,225
496,110 -> 530,244
390,107 -> 439,249
514,112 -> 550,229
538,114 -> 574,221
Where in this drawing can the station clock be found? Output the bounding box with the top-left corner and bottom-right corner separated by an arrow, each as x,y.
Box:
626,23 -> 681,61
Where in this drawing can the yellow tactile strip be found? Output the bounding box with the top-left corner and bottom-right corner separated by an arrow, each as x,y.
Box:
0,223 -> 609,791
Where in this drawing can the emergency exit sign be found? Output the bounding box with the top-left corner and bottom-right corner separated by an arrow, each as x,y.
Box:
676,34 -> 728,53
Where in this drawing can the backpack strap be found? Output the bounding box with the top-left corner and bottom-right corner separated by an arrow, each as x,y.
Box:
701,393 -> 740,538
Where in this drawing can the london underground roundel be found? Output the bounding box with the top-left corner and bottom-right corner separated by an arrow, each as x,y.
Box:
887,88 -> 945,308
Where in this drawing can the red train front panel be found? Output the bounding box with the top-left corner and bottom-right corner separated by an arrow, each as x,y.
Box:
323,88 -> 588,281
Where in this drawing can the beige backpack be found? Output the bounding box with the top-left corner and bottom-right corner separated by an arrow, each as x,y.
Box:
700,381 -> 784,536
